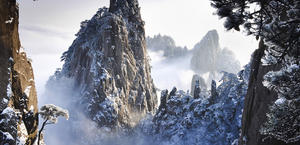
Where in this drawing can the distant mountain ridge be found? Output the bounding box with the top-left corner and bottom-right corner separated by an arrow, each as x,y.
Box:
147,30 -> 241,74
146,34 -> 189,58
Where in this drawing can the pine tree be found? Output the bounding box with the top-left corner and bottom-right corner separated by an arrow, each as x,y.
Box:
210,0 -> 300,143
38,104 -> 69,145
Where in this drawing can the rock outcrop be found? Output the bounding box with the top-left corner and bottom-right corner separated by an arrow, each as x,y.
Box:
46,0 -> 157,131
190,74 -> 207,97
239,41 -> 300,145
190,30 -> 241,74
0,0 -> 38,144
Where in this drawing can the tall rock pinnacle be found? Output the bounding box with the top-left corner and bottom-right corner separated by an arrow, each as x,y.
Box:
191,30 -> 220,73
46,0 -> 157,131
109,0 -> 141,21
190,30 -> 241,74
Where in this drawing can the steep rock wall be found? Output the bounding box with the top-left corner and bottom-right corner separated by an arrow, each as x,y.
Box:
0,1 -> 38,144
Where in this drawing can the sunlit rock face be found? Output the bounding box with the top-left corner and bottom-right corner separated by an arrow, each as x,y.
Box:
190,30 -> 241,74
47,0 -> 157,130
0,0 -> 38,144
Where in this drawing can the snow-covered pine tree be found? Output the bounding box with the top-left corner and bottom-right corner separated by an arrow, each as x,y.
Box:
210,0 -> 300,143
38,104 -> 69,145
260,64 -> 300,143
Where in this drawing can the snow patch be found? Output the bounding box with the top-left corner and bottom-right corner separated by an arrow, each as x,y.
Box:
17,121 -> 28,145
6,78 -> 12,98
2,98 -> 8,104
275,98 -> 286,105
5,17 -> 14,24
7,61 -> 12,98
24,86 -> 32,97
2,132 -> 14,140
29,105 -> 34,111
2,107 -> 15,116
19,47 -> 26,53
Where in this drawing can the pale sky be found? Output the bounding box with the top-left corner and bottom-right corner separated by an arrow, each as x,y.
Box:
18,0 -> 258,96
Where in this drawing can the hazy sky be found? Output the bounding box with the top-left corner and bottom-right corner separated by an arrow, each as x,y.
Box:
18,0 -> 258,96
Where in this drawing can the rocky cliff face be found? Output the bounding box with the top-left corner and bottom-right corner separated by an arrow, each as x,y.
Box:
239,41 -> 300,145
190,30 -> 241,74
0,0 -> 38,144
47,0 -> 157,131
